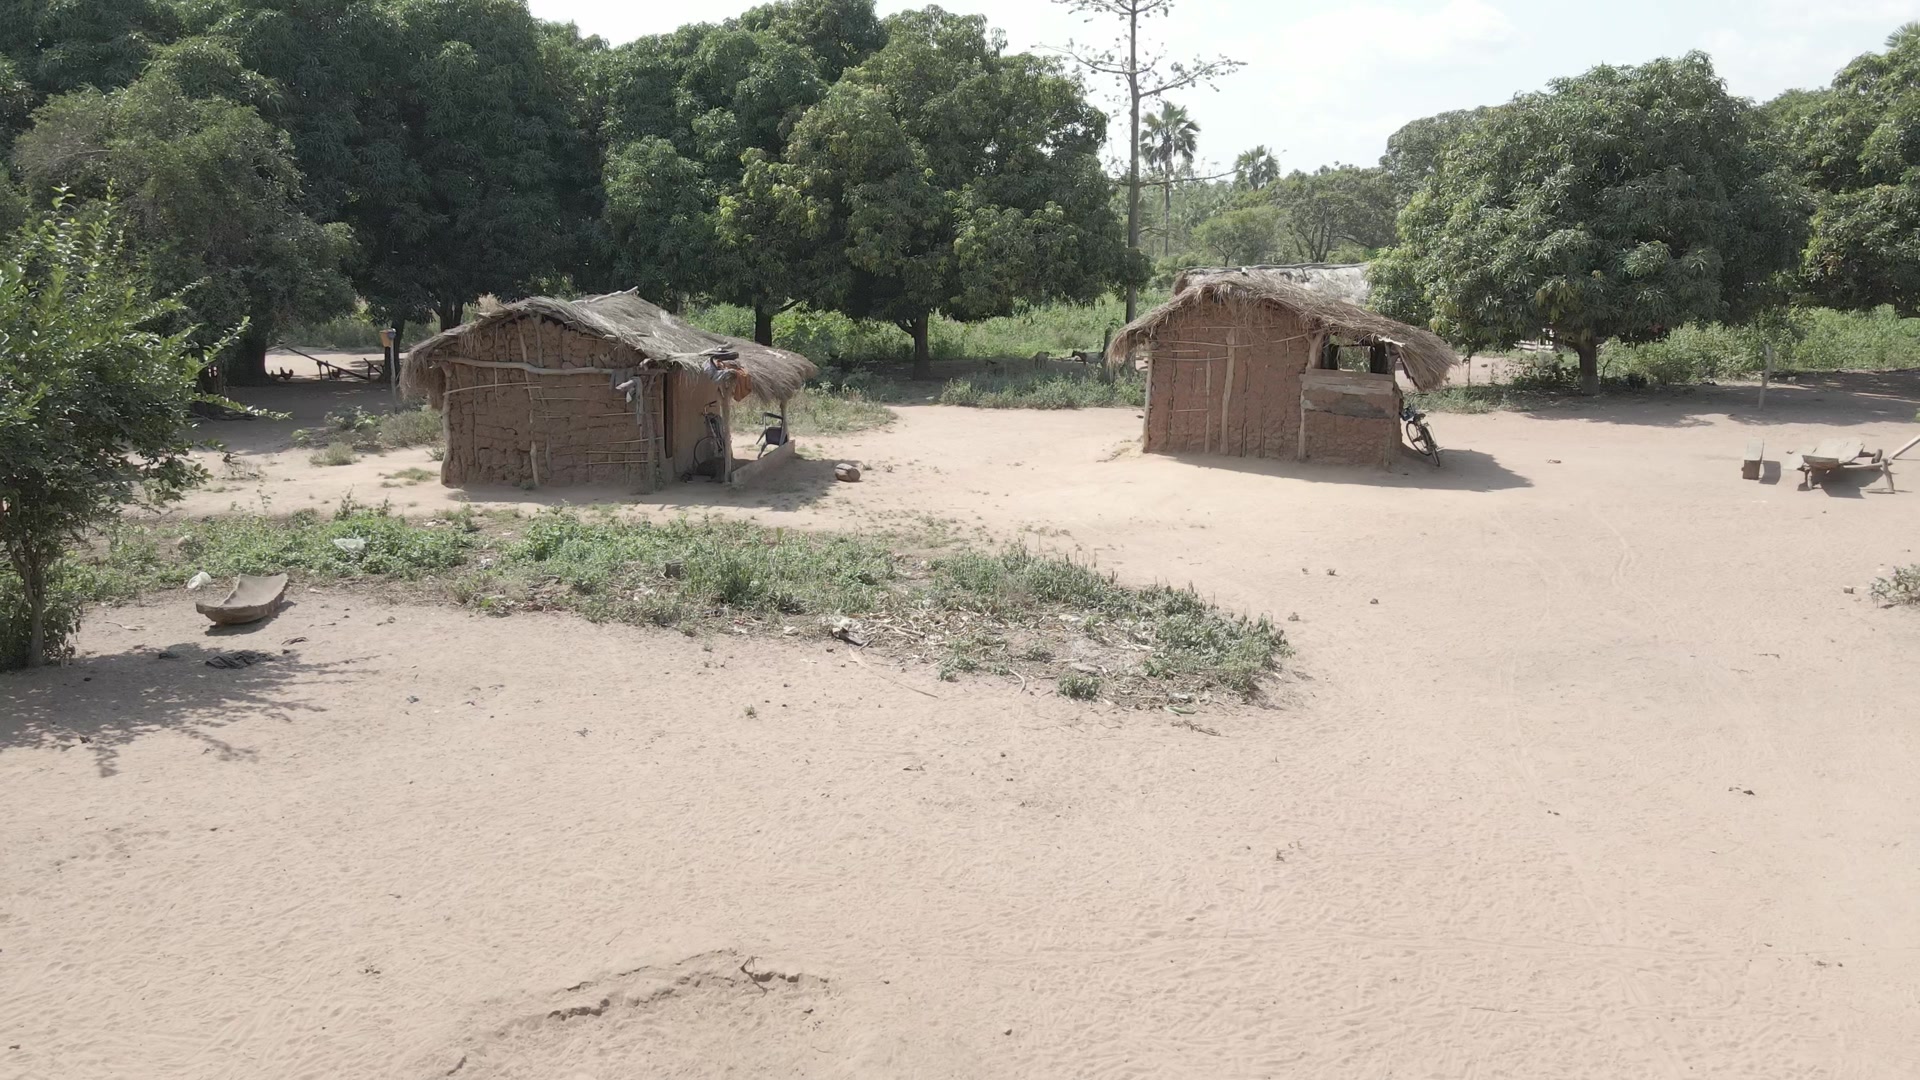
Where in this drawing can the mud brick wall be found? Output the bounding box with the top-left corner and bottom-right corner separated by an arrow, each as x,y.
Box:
1143,300 -> 1313,458
435,315 -> 661,488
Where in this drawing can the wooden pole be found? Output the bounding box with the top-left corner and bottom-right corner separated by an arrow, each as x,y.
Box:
719,383 -> 735,485
1760,342 -> 1774,409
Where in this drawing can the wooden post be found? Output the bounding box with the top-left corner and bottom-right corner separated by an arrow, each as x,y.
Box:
719,384 -> 735,485
1759,342 -> 1775,409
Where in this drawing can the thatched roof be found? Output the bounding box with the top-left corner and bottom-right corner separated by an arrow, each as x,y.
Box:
1174,263 -> 1372,306
403,290 -> 817,404
1111,267 -> 1457,390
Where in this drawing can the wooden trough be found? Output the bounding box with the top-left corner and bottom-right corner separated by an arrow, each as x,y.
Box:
195,573 -> 289,626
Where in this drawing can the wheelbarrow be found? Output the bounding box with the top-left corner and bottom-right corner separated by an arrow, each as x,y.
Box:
1796,434 -> 1920,493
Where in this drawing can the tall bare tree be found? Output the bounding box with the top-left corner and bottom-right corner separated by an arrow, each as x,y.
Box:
1052,0 -> 1240,320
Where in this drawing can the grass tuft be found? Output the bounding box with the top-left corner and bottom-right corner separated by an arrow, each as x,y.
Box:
1871,565 -> 1920,607
309,441 -> 358,467
938,371 -> 1145,410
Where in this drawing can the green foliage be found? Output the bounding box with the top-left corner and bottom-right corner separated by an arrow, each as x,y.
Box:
783,385 -> 896,435
688,293 -> 1151,365
13,68 -> 354,377
1266,164 -> 1396,262
1191,206 -> 1283,266
294,405 -> 444,453
0,195 -> 212,668
308,442 -> 358,467
1376,53 -> 1807,392
0,564 -> 86,669
768,7 -> 1136,374
939,371 -> 1145,409
1785,24 -> 1920,316
1057,670 -> 1101,700
173,505 -> 474,579
1872,565 -> 1920,607
1606,307 -> 1920,381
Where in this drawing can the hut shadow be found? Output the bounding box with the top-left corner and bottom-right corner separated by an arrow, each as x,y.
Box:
1164,447 -> 1531,492
0,642 -> 349,778
445,452 -> 842,513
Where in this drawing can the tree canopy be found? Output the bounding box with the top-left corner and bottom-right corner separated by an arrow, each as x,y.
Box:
14,67 -> 353,381
764,6 -> 1135,376
1373,53 -> 1806,392
1786,23 -> 1920,316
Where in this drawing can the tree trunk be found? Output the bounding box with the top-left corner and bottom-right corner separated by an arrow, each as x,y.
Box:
908,314 -> 932,380
434,301 -> 464,332
1573,338 -> 1600,395
227,322 -> 272,386
1162,181 -> 1172,259
23,556 -> 46,668
754,304 -> 774,347
1124,6 -> 1140,324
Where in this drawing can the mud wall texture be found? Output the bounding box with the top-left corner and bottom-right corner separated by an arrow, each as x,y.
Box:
1142,299 -> 1313,458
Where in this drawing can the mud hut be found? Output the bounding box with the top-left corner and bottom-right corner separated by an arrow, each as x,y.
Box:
402,291 -> 816,491
1108,267 -> 1456,468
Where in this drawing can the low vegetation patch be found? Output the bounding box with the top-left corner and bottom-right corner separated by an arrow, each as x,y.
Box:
56,506 -> 1286,704
309,441 -> 358,467
1871,565 -> 1920,607
783,384 -> 896,435
938,371 -> 1145,410
293,405 -> 443,453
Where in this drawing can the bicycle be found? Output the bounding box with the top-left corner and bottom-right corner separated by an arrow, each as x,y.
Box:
1402,403 -> 1441,466
684,404 -> 726,482
755,411 -> 788,458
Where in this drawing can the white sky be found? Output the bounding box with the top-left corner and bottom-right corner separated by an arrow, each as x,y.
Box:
529,0 -> 1918,172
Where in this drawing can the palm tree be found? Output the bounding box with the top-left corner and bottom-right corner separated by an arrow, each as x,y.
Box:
1234,146 -> 1280,192
1139,101 -> 1199,258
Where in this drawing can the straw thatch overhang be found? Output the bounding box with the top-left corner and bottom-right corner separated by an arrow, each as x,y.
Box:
402,290 -> 817,408
1109,267 -> 1457,390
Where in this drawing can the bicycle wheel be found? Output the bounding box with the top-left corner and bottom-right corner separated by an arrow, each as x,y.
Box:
690,435 -> 725,480
1405,420 -> 1439,463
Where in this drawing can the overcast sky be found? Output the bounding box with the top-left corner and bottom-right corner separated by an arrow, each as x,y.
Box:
528,0 -> 1916,173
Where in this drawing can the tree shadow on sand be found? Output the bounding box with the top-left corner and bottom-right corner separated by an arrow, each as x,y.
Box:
1165,447 -> 1531,492
1483,370 -> 1920,430
0,641 -> 356,778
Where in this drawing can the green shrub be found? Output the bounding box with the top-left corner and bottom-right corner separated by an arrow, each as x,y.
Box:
1,567 -> 87,669
310,441 -> 358,467
784,385 -> 896,435
1872,565 -> 1920,607
1057,671 -> 1101,700
938,371 -> 1145,409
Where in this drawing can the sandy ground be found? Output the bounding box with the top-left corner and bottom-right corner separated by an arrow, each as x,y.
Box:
6,369 -> 1920,1077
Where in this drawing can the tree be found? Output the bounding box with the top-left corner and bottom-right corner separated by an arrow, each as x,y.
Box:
1233,145 -> 1278,191
0,197 -> 213,667
1139,100 -> 1197,257
1051,0 -> 1239,322
1373,53 -> 1805,394
780,7 -> 1134,377
1789,23 -> 1920,316
14,70 -> 355,383
598,0 -> 887,342
1267,165 -> 1396,261
1191,205 -> 1279,265
1379,107 -> 1487,208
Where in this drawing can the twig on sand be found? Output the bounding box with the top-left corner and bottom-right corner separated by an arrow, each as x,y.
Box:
740,955 -> 769,993
1170,716 -> 1223,737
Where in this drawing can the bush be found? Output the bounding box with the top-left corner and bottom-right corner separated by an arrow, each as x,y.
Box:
1872,565 -> 1920,607
1057,670 -> 1101,700
1,567 -> 86,669
938,371 -> 1145,409
309,441 -> 358,467
784,385 -> 896,435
